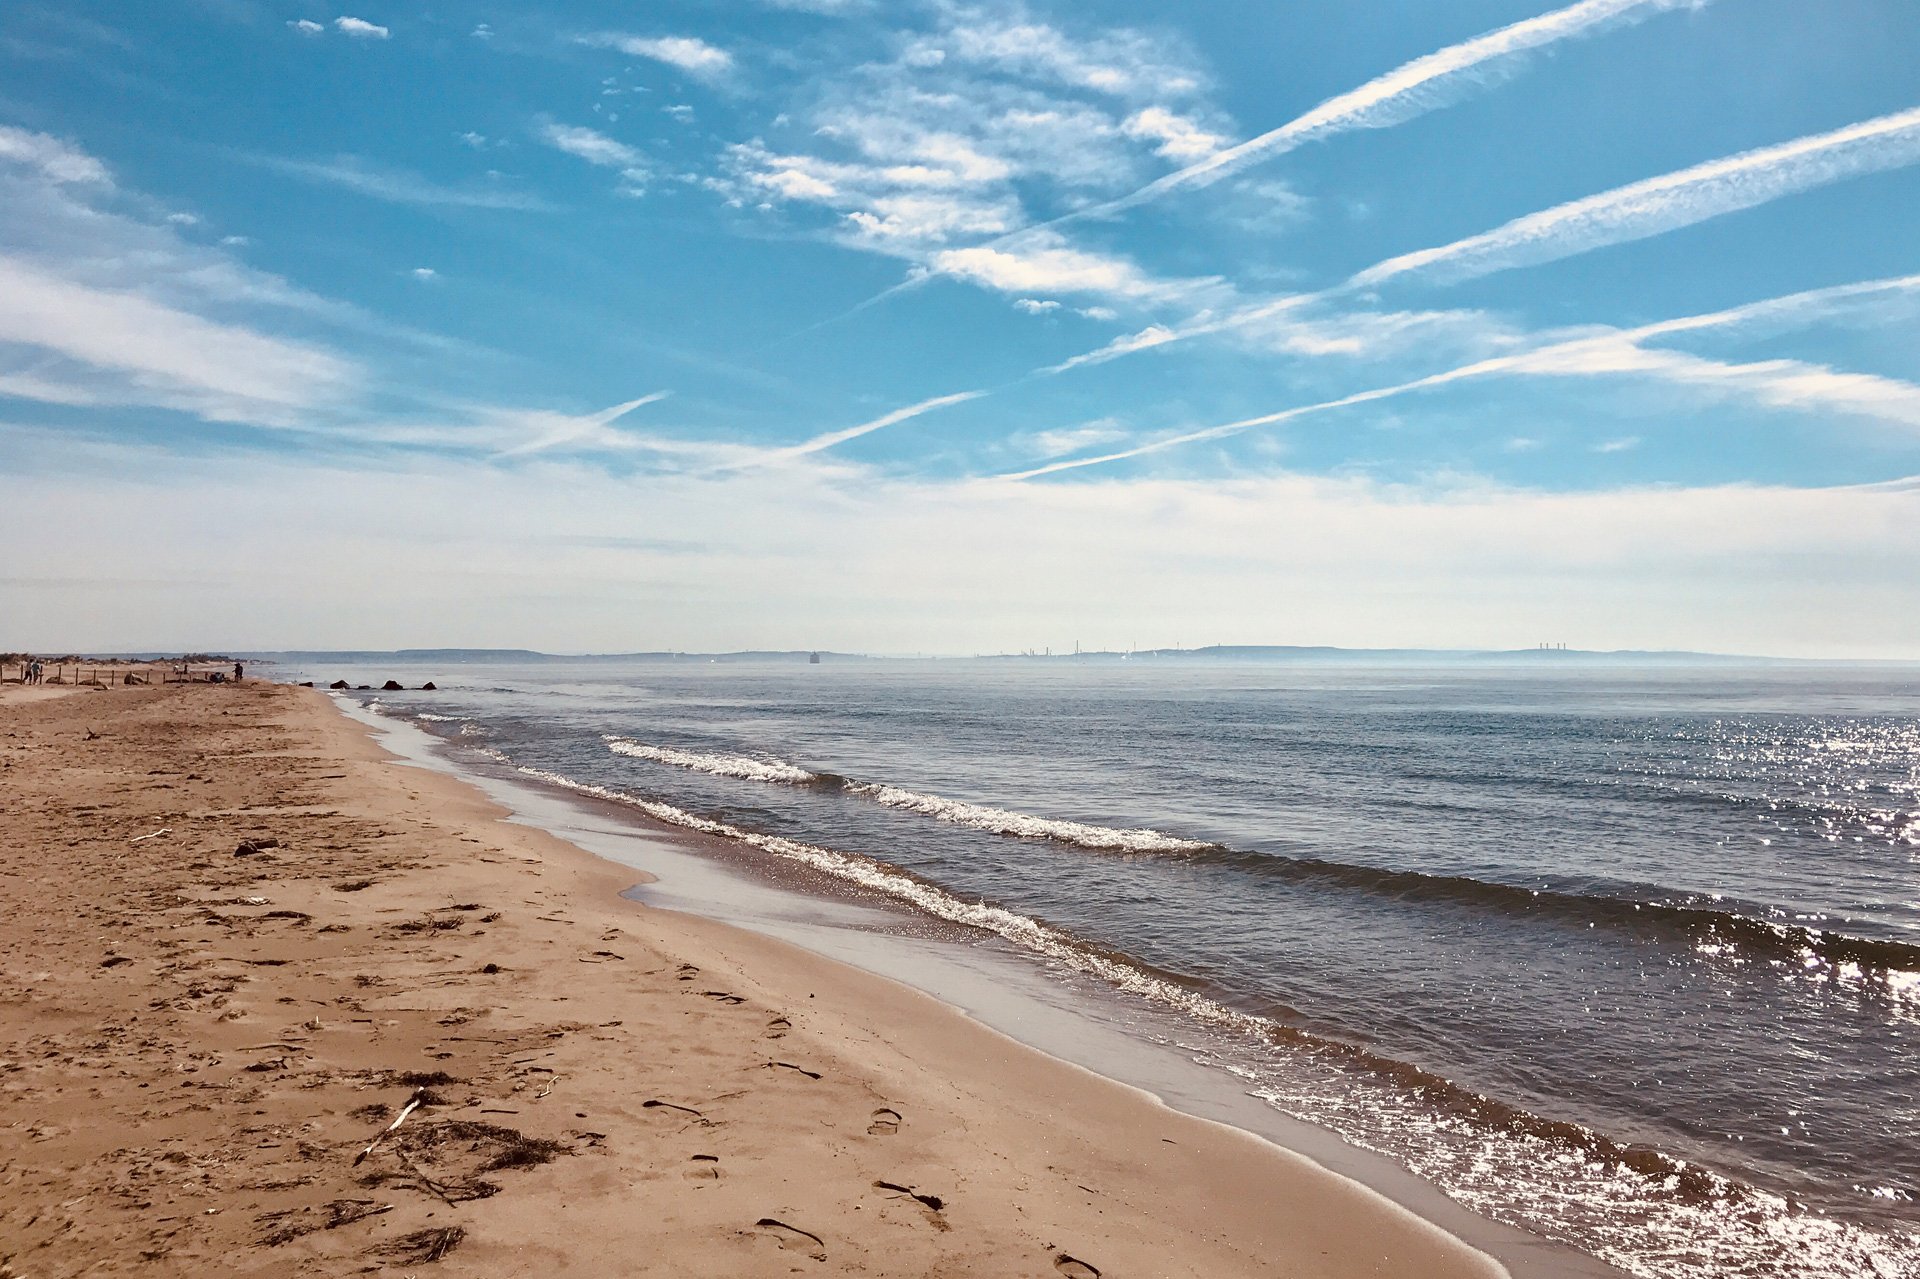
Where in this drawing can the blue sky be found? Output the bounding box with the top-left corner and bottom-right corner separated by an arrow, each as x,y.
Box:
3,0 -> 1919,655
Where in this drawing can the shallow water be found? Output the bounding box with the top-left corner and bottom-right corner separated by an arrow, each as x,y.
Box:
305,658 -> 1920,1279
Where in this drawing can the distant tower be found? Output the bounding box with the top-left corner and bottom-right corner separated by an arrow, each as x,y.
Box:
808,651 -> 821,665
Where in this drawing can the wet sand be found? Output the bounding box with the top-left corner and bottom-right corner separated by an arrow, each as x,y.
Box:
0,680 -> 1507,1277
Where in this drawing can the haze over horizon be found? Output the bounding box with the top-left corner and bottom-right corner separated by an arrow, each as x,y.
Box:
4,1 -> 1918,659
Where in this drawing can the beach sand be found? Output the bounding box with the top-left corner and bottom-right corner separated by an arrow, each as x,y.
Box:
0,680 -> 1506,1277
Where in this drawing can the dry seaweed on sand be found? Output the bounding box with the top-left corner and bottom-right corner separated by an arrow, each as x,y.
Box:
375,1225 -> 466,1264
254,1199 -> 393,1246
391,1118 -> 568,1173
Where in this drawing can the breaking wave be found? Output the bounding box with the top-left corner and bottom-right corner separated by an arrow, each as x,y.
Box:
605,737 -> 817,785
604,737 -> 1207,854
502,762 -> 1920,1279
843,781 -> 1211,853
599,737 -> 1916,974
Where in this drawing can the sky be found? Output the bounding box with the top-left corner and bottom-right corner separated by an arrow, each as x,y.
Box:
2,0 -> 1918,657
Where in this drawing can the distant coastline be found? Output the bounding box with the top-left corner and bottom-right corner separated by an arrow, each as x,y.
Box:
214,644 -> 1906,667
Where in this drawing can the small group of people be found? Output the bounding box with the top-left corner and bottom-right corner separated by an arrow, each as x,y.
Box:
17,656 -> 45,684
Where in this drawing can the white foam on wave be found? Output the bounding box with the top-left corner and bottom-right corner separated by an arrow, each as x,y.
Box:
506,763 -> 1911,1279
415,712 -> 462,723
843,781 -> 1210,853
606,737 -> 816,785
513,766 -> 1263,1036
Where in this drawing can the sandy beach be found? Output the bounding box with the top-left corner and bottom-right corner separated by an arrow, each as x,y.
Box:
0,678 -> 1506,1277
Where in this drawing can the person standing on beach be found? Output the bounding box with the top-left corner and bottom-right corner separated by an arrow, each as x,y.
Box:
233,661 -> 244,684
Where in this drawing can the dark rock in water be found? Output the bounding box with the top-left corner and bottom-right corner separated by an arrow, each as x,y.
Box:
357,685 -> 371,690
420,681 -> 437,691
381,679 -> 404,691
300,681 -> 314,687
329,679 -> 349,690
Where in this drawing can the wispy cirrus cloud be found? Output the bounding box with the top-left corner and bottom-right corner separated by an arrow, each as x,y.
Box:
1102,0 -> 1704,212
1010,274 -> 1920,478
249,154 -> 554,210
0,255 -> 355,425
714,390 -> 984,471
1354,104 -> 1920,287
1043,103 -> 1920,376
579,32 -> 733,80
492,392 -> 672,457
0,128 -> 359,426
539,122 -> 649,193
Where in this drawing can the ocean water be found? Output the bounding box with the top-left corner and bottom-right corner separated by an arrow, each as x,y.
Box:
314,658 -> 1918,1278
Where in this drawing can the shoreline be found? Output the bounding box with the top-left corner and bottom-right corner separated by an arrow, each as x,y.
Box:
343,694 -> 1623,1279
1,680 -> 1512,1276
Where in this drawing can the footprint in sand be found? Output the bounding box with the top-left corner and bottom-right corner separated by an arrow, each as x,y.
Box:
642,1099 -> 710,1128
754,1217 -> 825,1261
1054,1254 -> 1101,1278
874,1180 -> 948,1230
867,1108 -> 901,1136
675,963 -> 699,981
700,990 -> 745,1005
768,1061 -> 821,1080
764,1015 -> 791,1039
683,1154 -> 721,1181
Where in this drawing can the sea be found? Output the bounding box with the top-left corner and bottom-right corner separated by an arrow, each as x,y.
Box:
288,656 -> 1919,1279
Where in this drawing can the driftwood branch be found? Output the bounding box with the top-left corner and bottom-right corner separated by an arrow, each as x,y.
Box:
353,1087 -> 425,1166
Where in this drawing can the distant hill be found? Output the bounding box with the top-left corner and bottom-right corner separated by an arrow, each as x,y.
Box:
226,644 -> 1854,666
243,648 -> 858,664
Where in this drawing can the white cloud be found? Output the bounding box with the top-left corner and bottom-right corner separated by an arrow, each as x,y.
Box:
540,124 -> 650,194
1595,436 -> 1641,453
541,123 -> 641,169
472,23 -> 494,40
9,453 -> 1919,659
1354,105 -> 1920,288
289,18 -> 325,36
0,125 -> 111,185
1013,298 -> 1060,314
716,142 -> 1024,253
581,33 -> 733,80
931,234 -> 1214,306
0,254 -> 354,426
334,17 -> 389,40
909,9 -> 1203,100
846,192 -> 1016,242
707,12 -> 1223,277
410,267 -> 437,281
1121,107 -> 1226,161
1021,419 -> 1130,457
